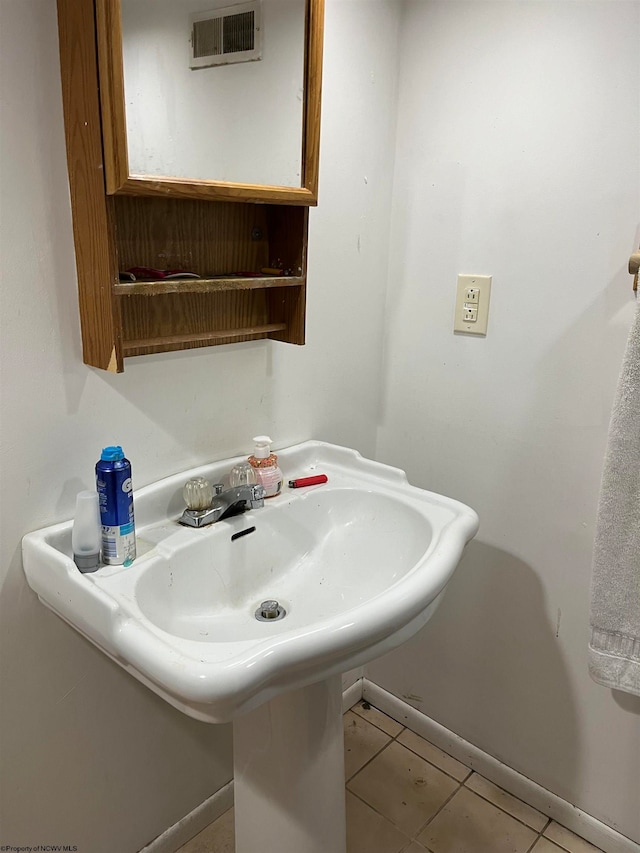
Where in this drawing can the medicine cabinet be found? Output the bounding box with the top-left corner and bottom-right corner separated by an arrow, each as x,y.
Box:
57,0 -> 324,372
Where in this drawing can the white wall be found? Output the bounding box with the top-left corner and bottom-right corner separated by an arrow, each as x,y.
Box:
371,0 -> 640,843
0,1 -> 399,849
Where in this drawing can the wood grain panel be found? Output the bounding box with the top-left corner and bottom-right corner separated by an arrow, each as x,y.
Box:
123,325 -> 286,356
113,197 -> 270,275
266,286 -> 306,345
95,0 -> 129,192
302,0 -> 324,200
57,0 -> 123,372
114,277 -> 303,296
266,207 -> 308,275
119,177 -> 316,206
121,290 -> 271,348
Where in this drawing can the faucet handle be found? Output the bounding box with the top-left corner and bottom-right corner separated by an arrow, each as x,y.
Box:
249,483 -> 265,509
229,461 -> 257,487
183,477 -> 215,511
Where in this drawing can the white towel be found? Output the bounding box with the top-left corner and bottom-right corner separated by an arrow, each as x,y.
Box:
589,298 -> 640,696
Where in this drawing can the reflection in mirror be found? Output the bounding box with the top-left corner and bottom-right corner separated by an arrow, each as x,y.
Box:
120,0 -> 305,187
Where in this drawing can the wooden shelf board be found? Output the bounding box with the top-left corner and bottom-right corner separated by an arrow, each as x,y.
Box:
123,323 -> 288,355
114,276 -> 304,297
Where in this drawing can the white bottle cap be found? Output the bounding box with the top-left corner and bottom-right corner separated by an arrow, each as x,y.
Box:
252,435 -> 272,459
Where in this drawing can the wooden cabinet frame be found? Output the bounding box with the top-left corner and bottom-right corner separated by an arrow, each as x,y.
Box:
56,0 -> 323,372
95,0 -> 324,205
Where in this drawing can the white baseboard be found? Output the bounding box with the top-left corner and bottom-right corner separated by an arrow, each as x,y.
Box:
342,675 -> 364,712
362,679 -> 638,853
138,780 -> 234,853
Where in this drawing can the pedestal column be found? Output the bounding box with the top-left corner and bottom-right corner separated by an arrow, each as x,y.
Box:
233,674 -> 346,853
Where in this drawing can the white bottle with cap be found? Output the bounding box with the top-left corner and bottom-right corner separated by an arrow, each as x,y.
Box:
247,435 -> 283,498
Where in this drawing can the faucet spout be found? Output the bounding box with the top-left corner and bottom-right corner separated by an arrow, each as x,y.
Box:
179,482 -> 265,528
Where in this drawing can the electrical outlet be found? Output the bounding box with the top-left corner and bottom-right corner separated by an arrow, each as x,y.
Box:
463,305 -> 478,322
454,275 -> 492,335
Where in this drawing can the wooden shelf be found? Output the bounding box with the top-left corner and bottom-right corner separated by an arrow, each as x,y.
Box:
123,324 -> 288,356
112,197 -> 308,364
114,276 -> 304,296
119,282 -> 306,358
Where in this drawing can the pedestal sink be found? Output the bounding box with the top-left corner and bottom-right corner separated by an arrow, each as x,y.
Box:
22,441 -> 479,853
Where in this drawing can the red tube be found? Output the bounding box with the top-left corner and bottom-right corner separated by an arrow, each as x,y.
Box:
288,474 -> 328,489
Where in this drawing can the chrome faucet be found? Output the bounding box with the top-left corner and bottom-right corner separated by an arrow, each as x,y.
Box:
179,479 -> 265,528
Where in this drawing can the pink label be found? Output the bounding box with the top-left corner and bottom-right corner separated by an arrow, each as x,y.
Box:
257,467 -> 282,497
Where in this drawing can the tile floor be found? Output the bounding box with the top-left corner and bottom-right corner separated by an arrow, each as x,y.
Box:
177,700 -> 604,853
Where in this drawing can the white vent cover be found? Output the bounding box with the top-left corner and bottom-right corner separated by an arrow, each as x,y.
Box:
190,1 -> 262,69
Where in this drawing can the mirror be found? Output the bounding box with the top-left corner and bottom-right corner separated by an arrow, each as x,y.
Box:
121,0 -> 305,187
96,0 -> 324,204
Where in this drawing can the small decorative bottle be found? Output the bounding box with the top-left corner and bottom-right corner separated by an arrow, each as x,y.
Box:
248,436 -> 283,498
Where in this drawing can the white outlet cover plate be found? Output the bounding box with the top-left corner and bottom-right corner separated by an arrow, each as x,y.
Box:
454,274 -> 492,335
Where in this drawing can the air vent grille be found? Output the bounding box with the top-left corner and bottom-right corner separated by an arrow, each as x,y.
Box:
191,2 -> 261,68
192,18 -> 223,59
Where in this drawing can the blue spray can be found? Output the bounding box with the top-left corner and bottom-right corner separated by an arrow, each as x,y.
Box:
95,446 -> 136,566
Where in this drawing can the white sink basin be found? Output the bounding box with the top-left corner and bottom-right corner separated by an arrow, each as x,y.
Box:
136,488 -> 431,642
22,441 -> 478,724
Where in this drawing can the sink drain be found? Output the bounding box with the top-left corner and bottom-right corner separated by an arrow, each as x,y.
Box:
255,599 -> 286,621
